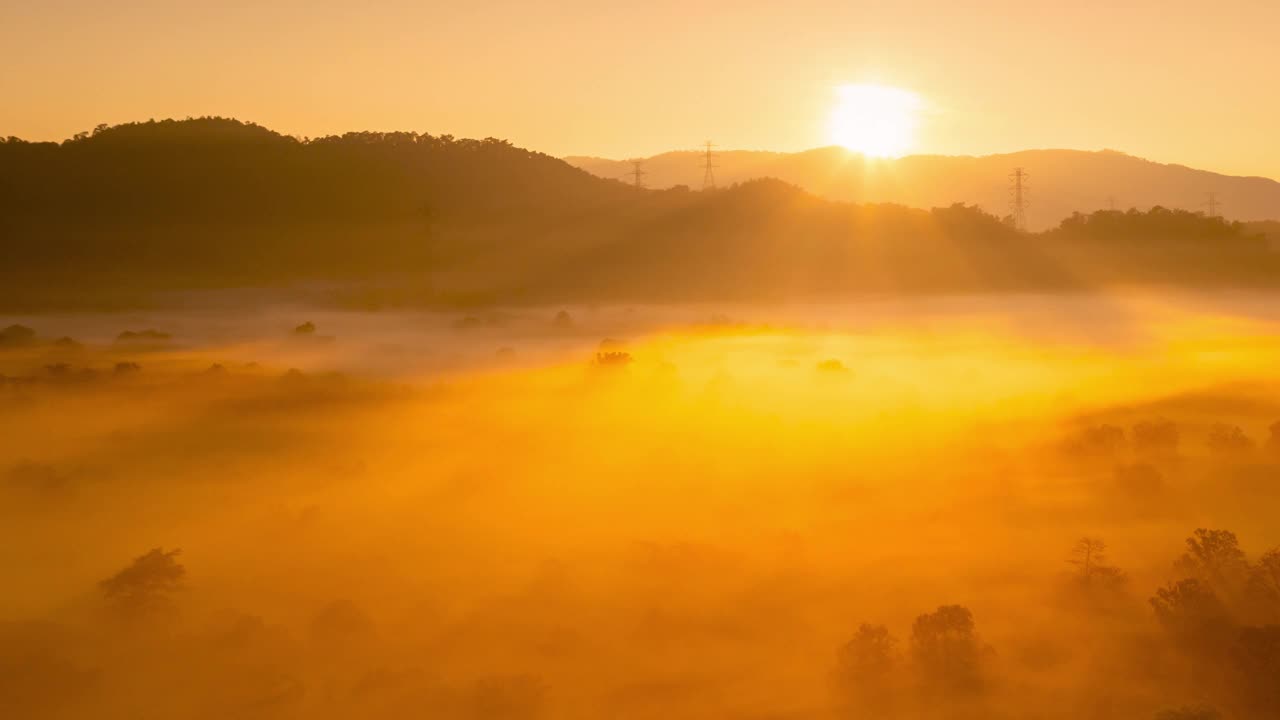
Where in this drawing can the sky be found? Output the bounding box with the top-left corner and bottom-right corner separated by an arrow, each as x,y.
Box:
3,0 -> 1279,179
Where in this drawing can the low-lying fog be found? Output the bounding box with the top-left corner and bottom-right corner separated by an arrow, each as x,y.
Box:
3,292 -> 1280,720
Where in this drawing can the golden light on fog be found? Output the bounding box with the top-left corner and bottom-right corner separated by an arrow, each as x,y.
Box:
828,83 -> 923,158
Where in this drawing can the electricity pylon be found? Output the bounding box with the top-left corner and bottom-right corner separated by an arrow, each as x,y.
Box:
1009,167 -> 1030,231
701,140 -> 718,191
1204,192 -> 1222,218
627,159 -> 646,190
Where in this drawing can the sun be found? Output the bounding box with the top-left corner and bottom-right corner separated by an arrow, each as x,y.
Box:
828,84 -> 922,158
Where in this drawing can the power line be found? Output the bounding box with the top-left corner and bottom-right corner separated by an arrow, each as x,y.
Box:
1008,167 -> 1030,231
700,140 -> 718,191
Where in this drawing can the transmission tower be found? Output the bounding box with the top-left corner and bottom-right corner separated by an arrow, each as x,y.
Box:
627,159 -> 646,190
1204,192 -> 1222,219
700,140 -> 718,191
1008,167 -> 1030,231
1107,195 -> 1117,211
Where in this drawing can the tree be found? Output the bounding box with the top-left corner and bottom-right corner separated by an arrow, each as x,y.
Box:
833,623 -> 897,706
1175,529 -> 1250,592
1069,537 -> 1126,590
1114,463 -> 1163,494
1244,548 -> 1280,622
0,324 -> 36,347
309,599 -> 375,646
469,674 -> 546,720
1150,578 -> 1235,653
1067,424 -> 1125,458
910,605 -> 984,693
1070,538 -> 1106,581
1229,625 -> 1280,715
1206,423 -> 1254,453
1266,421 -> 1280,456
99,547 -> 185,617
1133,420 -> 1179,454
594,351 -> 633,368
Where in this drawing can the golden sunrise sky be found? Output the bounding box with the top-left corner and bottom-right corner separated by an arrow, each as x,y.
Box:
3,0 -> 1278,178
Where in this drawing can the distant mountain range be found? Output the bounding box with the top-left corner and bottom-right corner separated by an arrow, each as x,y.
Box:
565,148 -> 1280,230
3,118 -> 1279,311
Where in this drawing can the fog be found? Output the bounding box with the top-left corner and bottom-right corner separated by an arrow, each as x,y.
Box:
4,292 -> 1280,720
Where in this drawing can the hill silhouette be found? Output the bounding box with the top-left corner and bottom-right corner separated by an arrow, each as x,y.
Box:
2,118 -> 1278,310
566,148 -> 1280,231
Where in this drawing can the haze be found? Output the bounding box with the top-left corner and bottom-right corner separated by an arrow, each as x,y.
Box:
3,1 -> 1280,177
6,4 -> 1280,720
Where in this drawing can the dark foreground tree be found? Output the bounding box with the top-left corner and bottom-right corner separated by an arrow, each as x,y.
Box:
1244,548 -> 1280,622
1229,625 -> 1280,716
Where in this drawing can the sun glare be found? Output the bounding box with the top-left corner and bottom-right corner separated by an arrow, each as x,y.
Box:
829,83 -> 922,158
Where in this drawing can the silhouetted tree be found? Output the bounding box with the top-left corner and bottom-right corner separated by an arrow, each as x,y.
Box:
1051,206 -> 1251,247
833,623 -> 897,707
1071,424 -> 1126,457
99,547 -> 185,617
309,599 -> 375,647
115,329 -> 171,344
1069,537 -> 1126,590
1244,548 -> 1280,622
113,361 -> 141,376
1133,420 -> 1180,455
1070,537 -> 1106,580
1176,529 -> 1250,592
1266,421 -> 1280,456
1114,463 -> 1163,494
43,363 -> 71,378
816,359 -> 849,373
4,462 -> 69,494
1151,578 -> 1235,653
1206,423 -> 1254,454
0,324 -> 36,347
910,605 -> 984,693
469,674 -> 546,720
1229,625 -> 1280,715
594,351 -> 633,368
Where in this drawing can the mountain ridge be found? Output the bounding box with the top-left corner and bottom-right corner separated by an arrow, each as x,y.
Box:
3,117 -> 1279,311
565,148 -> 1280,230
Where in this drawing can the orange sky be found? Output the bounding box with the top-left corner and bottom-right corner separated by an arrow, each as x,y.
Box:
3,0 -> 1278,179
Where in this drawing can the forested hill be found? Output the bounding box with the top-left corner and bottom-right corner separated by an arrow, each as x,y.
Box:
0,118 -> 656,299
1,118 -> 630,223
1,118 -> 1277,309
